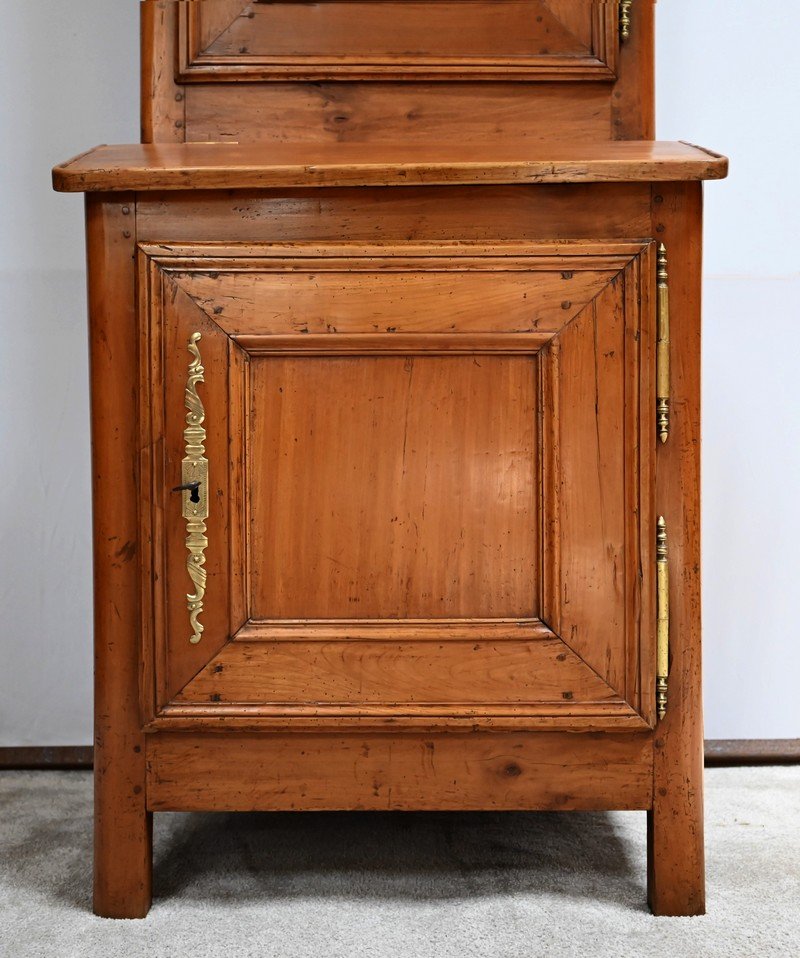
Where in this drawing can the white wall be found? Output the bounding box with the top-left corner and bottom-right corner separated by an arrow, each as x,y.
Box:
657,0 -> 800,738
1,1 -> 798,745
0,1 -> 139,746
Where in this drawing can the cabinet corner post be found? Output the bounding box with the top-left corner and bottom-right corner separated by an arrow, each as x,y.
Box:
647,182 -> 705,917
86,194 -> 152,918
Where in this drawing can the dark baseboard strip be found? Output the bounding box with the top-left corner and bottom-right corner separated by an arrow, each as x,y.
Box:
1,740 -> 798,771
704,739 -> 800,766
0,746 -> 93,770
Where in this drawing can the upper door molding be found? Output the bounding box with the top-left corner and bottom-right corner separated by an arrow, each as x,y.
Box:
177,1 -> 619,82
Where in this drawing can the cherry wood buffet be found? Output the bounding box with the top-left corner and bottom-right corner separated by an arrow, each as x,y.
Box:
54,1 -> 726,918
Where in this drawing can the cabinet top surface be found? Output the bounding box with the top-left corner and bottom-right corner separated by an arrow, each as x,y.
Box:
53,140 -> 727,193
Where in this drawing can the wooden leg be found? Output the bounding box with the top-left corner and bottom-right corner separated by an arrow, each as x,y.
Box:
647,734 -> 705,916
94,757 -> 152,918
646,182 -> 705,916
87,194 -> 153,918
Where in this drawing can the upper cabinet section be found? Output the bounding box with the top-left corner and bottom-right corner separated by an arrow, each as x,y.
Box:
142,1 -> 655,144
177,0 -> 619,82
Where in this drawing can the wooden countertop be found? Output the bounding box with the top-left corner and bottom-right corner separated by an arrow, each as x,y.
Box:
53,141 -> 727,193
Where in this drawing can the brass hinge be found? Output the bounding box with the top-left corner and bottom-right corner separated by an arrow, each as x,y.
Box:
620,1 -> 633,41
656,516 -> 669,720
657,243 -> 671,444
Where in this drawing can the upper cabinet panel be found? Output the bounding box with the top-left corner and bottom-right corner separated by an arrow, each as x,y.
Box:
177,0 -> 619,81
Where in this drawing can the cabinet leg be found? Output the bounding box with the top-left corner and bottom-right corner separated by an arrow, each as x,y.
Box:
93,759 -> 152,918
647,798 -> 705,915
646,730 -> 706,916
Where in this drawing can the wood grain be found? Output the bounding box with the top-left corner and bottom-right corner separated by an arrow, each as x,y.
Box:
185,81 -> 615,145
145,0 -> 655,141
189,0 -> 246,53
135,185 -> 655,245
169,265 -> 618,339
146,731 -> 655,812
178,0 -> 617,81
540,252 -> 654,716
613,0 -> 656,139
647,182 -> 706,916
248,354 -> 537,619
175,632 -> 619,709
546,262 -> 654,705
140,1 -> 184,142
86,195 -> 152,919
52,141 -> 728,193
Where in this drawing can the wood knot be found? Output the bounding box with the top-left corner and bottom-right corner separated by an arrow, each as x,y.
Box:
503,762 -> 522,777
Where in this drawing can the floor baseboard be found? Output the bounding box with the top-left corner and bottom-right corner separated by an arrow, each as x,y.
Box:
0,746 -> 93,769
2,740 -> 799,771
703,739 -> 800,766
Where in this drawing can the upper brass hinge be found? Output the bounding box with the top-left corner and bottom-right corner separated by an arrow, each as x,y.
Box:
657,243 -> 671,444
619,1 -> 633,41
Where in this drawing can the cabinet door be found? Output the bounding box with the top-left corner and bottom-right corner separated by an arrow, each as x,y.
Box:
140,240 -> 655,729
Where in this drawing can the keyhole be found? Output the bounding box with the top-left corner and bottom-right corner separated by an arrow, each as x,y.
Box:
172,480 -> 201,501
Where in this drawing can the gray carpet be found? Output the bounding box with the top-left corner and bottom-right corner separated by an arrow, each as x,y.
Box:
0,767 -> 797,958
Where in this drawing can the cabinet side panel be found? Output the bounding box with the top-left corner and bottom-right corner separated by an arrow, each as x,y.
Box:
647,182 -> 705,916
87,195 -> 153,918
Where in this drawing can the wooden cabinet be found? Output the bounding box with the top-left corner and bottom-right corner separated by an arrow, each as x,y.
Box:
54,0 -> 726,919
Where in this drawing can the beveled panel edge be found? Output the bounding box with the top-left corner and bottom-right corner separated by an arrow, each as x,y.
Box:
138,239 -> 651,262
138,252 -> 248,712
145,239 -> 643,352
233,617 -> 553,642
539,248 -> 655,718
146,703 -> 650,733
176,0 -> 618,83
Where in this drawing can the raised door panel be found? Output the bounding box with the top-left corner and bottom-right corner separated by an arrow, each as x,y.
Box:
139,240 -> 654,729
247,354 -> 538,619
178,1 -> 618,81
140,267 -> 247,703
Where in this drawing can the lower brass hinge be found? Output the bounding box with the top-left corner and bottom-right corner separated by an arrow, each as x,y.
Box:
620,1 -> 633,41
656,516 -> 670,720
